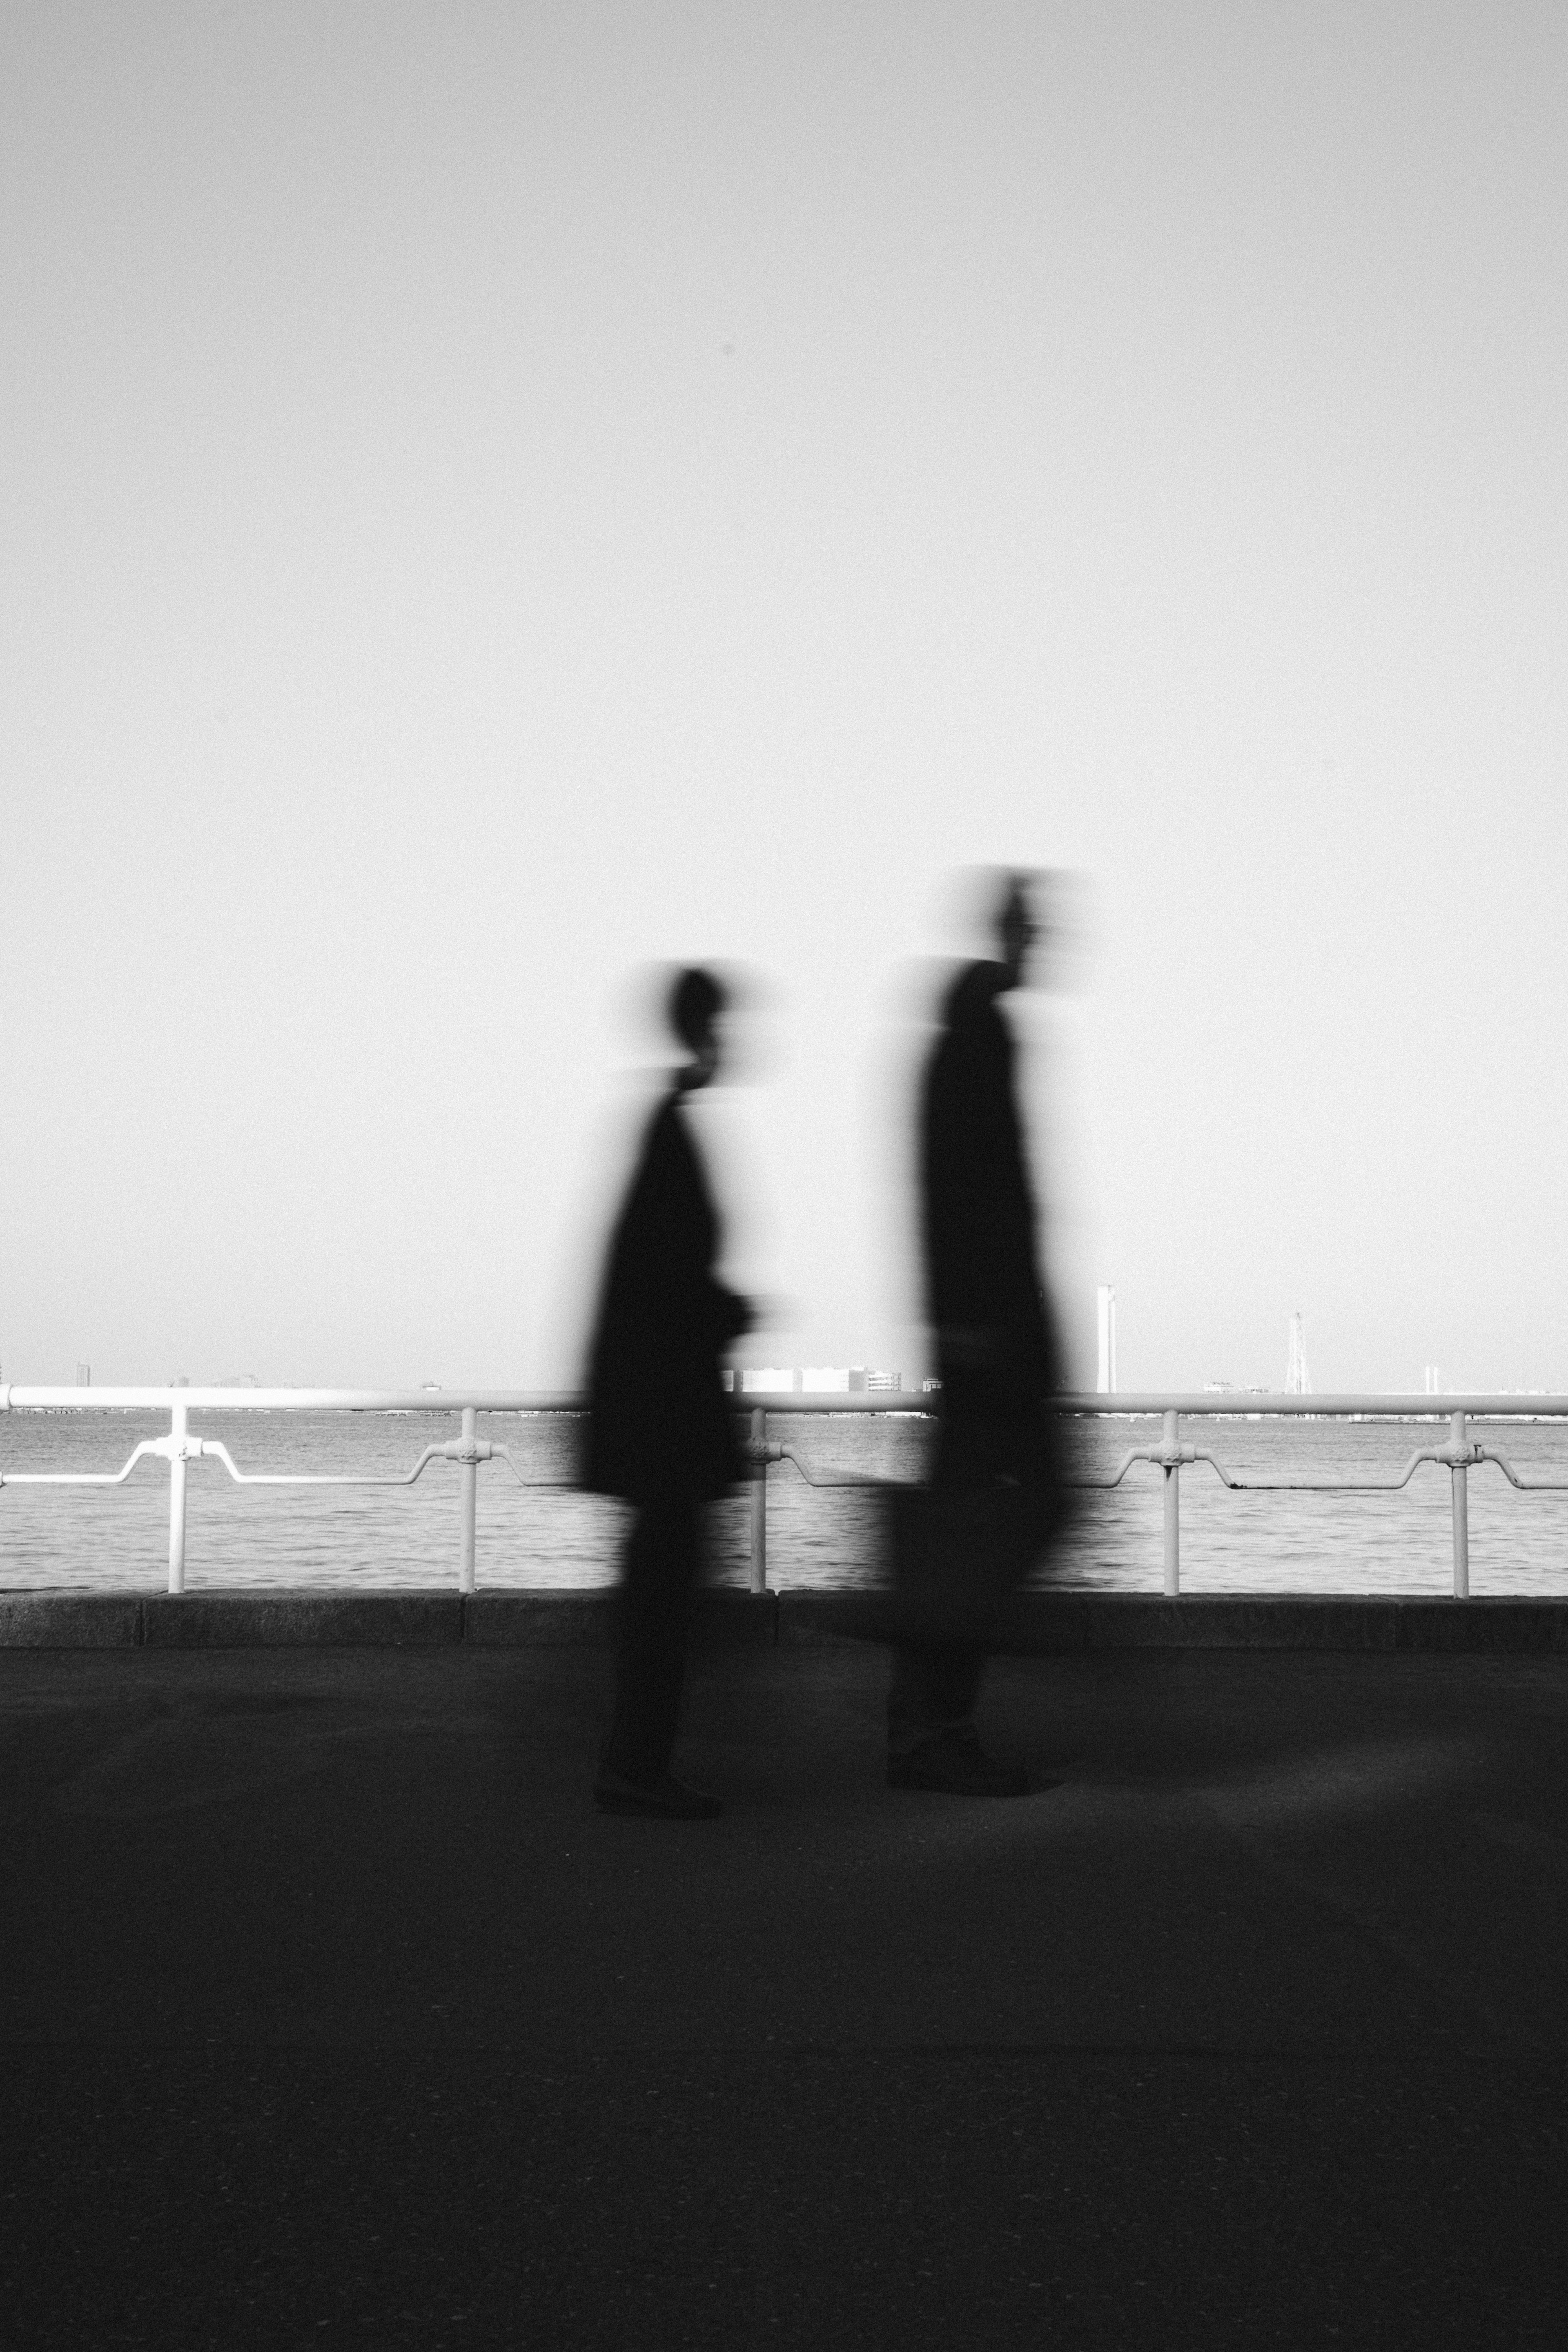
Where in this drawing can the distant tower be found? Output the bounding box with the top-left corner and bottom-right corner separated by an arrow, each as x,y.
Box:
1096,1286 -> 1118,1395
75,1362 -> 91,1388
1286,1314 -> 1311,1395
1424,1364 -> 1441,1395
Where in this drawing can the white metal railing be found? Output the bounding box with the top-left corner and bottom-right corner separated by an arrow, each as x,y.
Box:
0,1388 -> 586,1596
735,1394 -> 1568,1600
3,1386 -> 1568,1599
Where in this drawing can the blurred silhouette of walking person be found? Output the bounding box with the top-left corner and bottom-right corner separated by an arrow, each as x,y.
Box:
584,967 -> 753,1819
887,871 -> 1066,1796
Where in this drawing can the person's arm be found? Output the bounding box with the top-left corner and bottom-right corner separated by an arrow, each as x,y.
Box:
707,1281 -> 753,1348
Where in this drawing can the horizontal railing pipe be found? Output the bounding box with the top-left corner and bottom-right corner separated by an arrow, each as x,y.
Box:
10,1384 -> 1568,1420
0,1387 -> 586,1415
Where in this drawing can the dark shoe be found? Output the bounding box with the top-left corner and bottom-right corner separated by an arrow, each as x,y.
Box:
594,1768 -> 723,1820
887,1728 -> 1030,1798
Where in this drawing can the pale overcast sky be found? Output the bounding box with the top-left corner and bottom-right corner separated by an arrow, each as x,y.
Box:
4,2 -> 1565,1392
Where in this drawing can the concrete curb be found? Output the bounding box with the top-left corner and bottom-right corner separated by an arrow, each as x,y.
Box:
141,1592 -> 465,1648
463,1590 -> 779,1648
0,1593 -> 143,1649
779,1590 -> 1568,1653
463,1592 -> 619,1647
0,1589 -> 780,1651
2,1587 -> 1568,1653
1027,1593 -> 1568,1653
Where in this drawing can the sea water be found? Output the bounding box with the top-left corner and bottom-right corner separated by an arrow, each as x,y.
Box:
4,1407 -> 1568,1597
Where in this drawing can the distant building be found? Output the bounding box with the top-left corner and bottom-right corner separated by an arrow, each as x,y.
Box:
75,1363 -> 90,1388
745,1366 -> 910,1396
1287,1313 -> 1311,1395
1096,1286 -> 1118,1395
739,1365 -> 913,1395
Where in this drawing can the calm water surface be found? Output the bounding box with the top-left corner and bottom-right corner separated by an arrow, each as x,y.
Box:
5,1408 -> 1568,1597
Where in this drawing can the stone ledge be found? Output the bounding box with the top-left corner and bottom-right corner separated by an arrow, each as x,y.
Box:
142,1592 -> 464,1648
774,1589 -> 1568,1654
690,1590 -> 779,1649
998,1594 -> 1406,1653
464,1590 -> 617,1647
1386,1598 -> 1568,1653
465,1590 -> 778,1648
0,1593 -> 143,1648
3,1586 -> 1567,1653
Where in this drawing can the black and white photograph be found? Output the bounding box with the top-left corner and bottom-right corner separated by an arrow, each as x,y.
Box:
4,3 -> 1568,2342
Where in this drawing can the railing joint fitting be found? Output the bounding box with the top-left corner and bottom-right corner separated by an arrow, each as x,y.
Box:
149,1432 -> 205,1463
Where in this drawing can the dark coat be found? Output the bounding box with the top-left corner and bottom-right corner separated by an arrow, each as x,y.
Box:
920,960 -> 1058,1399
581,1086 -> 751,1505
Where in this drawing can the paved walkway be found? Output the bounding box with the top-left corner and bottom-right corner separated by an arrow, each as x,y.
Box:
4,1639 -> 1568,2346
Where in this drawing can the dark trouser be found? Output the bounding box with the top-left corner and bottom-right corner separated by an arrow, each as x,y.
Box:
887,1639 -> 986,1756
603,1490 -> 702,1786
888,1367 -> 1055,1757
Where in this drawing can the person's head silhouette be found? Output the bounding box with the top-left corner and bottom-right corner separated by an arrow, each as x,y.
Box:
669,965 -> 726,1091
994,872 -> 1040,991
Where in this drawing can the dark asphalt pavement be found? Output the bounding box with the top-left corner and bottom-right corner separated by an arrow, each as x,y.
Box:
4,1638 -> 1568,2346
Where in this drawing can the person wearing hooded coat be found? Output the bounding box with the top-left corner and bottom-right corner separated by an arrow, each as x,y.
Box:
886,872 -> 1066,1795
583,966 -> 752,1818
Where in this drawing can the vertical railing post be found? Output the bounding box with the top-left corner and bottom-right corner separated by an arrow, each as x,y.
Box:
167,1398 -> 188,1595
1162,1407 -> 1180,1596
458,1405 -> 477,1595
748,1406 -> 768,1594
1450,1408 -> 1470,1599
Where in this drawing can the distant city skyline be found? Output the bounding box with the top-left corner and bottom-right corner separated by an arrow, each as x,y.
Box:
5,1308 -> 1537,1401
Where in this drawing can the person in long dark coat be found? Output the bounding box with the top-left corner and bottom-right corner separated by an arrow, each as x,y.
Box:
888,872 -> 1065,1795
584,966 -> 752,1819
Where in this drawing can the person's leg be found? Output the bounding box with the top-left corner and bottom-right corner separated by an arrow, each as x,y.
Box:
890,1373 -> 1000,1749
888,1632 -> 1022,1793
602,1490 -> 699,1787
885,1369 -> 1036,1794
886,1639 -> 984,1757
597,1494 -> 721,1818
